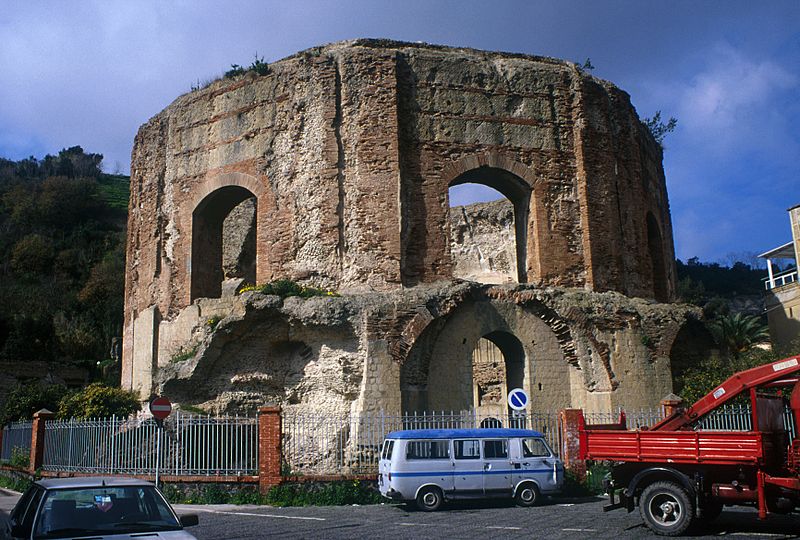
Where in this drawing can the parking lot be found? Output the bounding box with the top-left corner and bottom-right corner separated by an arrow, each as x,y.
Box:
2,488 -> 798,539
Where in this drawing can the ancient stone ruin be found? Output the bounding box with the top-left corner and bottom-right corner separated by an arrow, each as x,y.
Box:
124,39 -> 701,420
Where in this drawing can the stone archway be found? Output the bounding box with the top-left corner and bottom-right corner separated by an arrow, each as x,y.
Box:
449,166 -> 532,283
400,298 -> 570,414
471,331 -> 525,417
647,212 -> 668,302
191,185 -> 258,301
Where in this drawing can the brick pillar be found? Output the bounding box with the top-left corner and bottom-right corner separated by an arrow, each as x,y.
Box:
258,406 -> 282,494
30,409 -> 54,473
559,409 -> 586,479
660,393 -> 684,419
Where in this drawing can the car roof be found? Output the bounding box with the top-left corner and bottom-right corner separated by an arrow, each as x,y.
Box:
36,477 -> 154,490
385,428 -> 545,439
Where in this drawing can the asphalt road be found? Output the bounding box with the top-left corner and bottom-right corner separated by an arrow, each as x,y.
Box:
2,489 -> 799,539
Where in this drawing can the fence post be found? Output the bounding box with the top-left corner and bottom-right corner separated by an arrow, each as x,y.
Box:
258,405 -> 282,494
558,409 -> 586,480
660,393 -> 683,419
0,425 -> 4,457
30,409 -> 54,473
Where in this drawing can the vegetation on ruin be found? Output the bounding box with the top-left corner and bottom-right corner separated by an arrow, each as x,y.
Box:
0,148 -> 127,379
643,110 -> 677,146
238,279 -> 339,299
225,53 -> 271,79
170,343 -> 200,363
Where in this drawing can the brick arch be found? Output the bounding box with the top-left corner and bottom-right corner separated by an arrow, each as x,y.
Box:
187,172 -> 267,301
441,153 -> 539,189
396,287 -> 575,413
390,286 -> 578,367
189,172 -> 265,211
444,154 -> 538,284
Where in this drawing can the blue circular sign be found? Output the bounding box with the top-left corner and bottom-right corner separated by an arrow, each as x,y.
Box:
507,388 -> 529,411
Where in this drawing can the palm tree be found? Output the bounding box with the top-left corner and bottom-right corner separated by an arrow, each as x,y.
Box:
707,313 -> 770,356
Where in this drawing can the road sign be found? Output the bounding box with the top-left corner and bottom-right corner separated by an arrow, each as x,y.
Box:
149,396 -> 172,420
507,388 -> 529,411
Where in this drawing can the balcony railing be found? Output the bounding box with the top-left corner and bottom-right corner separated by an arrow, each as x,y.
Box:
764,267 -> 798,290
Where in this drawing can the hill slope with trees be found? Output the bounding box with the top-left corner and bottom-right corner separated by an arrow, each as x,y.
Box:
0,147 -> 128,389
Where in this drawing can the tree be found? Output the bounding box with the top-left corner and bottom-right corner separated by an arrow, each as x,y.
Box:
643,111 -> 677,146
58,383 -> 140,419
707,313 -> 770,357
0,383 -> 68,425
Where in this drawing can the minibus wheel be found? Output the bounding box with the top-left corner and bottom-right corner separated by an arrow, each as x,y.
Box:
416,486 -> 443,511
514,482 -> 539,507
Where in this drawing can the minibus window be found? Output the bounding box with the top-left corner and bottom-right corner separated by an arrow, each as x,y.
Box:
382,440 -> 395,460
483,439 -> 508,459
406,440 -> 450,460
454,440 -> 480,460
521,438 -> 550,457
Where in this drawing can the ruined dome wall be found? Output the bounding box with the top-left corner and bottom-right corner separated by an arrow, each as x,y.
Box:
123,41 -> 676,391
394,43 -> 674,296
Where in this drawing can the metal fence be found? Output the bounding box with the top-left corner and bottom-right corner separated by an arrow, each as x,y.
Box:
1,421 -> 33,462
42,412 -> 258,476
283,405 -> 797,476
282,410 -> 565,475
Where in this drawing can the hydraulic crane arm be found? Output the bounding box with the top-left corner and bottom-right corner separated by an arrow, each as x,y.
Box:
650,355 -> 800,431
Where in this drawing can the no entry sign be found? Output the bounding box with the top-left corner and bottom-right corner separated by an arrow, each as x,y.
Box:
149,396 -> 172,421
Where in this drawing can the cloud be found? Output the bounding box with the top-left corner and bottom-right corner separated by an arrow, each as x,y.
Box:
666,43 -> 798,157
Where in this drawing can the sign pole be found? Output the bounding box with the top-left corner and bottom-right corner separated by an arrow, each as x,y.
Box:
148,396 -> 172,489
155,422 -> 162,488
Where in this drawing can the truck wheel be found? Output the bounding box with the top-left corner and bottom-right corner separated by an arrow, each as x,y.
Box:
514,483 -> 540,507
416,486 -> 443,511
639,481 -> 695,536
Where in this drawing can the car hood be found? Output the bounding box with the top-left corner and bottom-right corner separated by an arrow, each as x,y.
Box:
52,532 -> 197,540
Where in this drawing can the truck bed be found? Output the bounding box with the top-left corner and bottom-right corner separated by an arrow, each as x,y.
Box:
581,429 -> 764,465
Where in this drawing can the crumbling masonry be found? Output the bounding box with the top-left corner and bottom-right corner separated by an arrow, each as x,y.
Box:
124,40 -> 702,419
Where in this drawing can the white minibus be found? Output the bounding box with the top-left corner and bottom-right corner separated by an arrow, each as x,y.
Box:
378,428 -> 564,510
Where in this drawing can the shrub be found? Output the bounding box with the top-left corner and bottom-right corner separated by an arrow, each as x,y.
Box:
170,344 -> 199,363
0,383 -> 68,425
224,54 -> 271,79
238,279 -> 338,299
9,447 -> 30,469
57,383 -> 140,419
265,480 -> 381,507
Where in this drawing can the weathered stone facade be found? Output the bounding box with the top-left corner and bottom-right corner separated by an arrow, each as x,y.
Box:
124,40 -> 687,415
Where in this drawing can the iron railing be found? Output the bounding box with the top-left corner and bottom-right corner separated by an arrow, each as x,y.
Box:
763,267 -> 798,290
42,411 -> 258,476
1,421 -> 33,462
282,410 -> 566,475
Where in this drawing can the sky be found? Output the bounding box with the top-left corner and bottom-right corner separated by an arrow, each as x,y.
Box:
1,0 -> 798,265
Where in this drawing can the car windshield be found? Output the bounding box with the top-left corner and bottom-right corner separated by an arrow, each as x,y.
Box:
33,485 -> 181,539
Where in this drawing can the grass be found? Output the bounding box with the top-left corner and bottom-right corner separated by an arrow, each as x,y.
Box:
96,174 -> 130,211
0,472 -> 32,493
170,344 -> 199,363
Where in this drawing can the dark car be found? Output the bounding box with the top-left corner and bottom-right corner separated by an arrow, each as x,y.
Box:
4,477 -> 199,539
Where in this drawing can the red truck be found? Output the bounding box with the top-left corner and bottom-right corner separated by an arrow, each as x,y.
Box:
579,355 -> 800,536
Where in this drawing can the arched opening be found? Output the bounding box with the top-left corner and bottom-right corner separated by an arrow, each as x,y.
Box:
472,332 -> 526,419
448,166 -> 531,283
647,212 -> 668,302
191,186 -> 257,300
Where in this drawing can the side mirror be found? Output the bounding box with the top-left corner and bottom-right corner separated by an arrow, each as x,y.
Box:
179,514 -> 199,527
10,524 -> 27,538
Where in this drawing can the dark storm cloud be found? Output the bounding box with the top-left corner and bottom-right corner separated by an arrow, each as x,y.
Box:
1,0 -> 798,261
